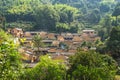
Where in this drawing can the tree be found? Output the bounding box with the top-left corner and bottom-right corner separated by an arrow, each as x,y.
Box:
54,4 -> 80,32
67,50 -> 117,80
87,9 -> 101,24
100,3 -> 110,13
54,4 -> 78,24
34,5 -> 60,31
56,22 -> 70,32
112,3 -> 120,26
103,15 -> 113,35
32,34 -> 44,55
106,26 -> 120,58
98,15 -> 113,41
22,55 -> 66,80
0,29 -> 22,80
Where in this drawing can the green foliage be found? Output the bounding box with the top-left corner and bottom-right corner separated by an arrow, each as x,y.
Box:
22,55 -> 66,80
0,29 -> 22,80
0,0 -> 119,34
0,29 -> 9,42
67,50 -> 117,80
87,9 -> 101,24
56,23 -> 70,32
54,4 -> 79,23
112,3 -> 120,17
6,21 -> 34,31
34,5 -> 59,31
32,34 -> 44,52
54,4 -> 81,32
100,3 -> 110,13
33,4 -> 80,32
106,26 -> 120,58
112,3 -> 120,26
98,15 -> 113,41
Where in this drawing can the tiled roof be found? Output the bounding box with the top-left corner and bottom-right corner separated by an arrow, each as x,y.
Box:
82,30 -> 95,32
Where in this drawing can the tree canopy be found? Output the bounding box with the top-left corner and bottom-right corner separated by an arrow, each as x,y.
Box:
106,26 -> 120,58
0,0 -> 119,34
67,50 -> 117,80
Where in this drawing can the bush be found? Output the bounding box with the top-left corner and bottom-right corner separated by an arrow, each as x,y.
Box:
67,50 -> 117,80
21,55 -> 66,80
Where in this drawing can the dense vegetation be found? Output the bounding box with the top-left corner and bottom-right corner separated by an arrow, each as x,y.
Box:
0,29 -> 22,79
67,50 -> 117,80
0,0 -> 120,40
21,55 -> 66,80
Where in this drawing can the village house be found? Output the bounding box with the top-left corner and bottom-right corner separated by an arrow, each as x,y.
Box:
82,29 -> 96,37
57,35 -> 65,41
39,31 -> 47,39
24,32 -> 32,37
42,40 -> 53,46
8,28 -> 23,37
18,48 -> 37,63
72,35 -> 83,42
24,31 -> 40,37
61,33 -> 73,41
52,40 -> 60,47
47,33 -> 56,40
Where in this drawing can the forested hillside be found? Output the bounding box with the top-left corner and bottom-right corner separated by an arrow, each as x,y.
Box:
0,0 -> 120,40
